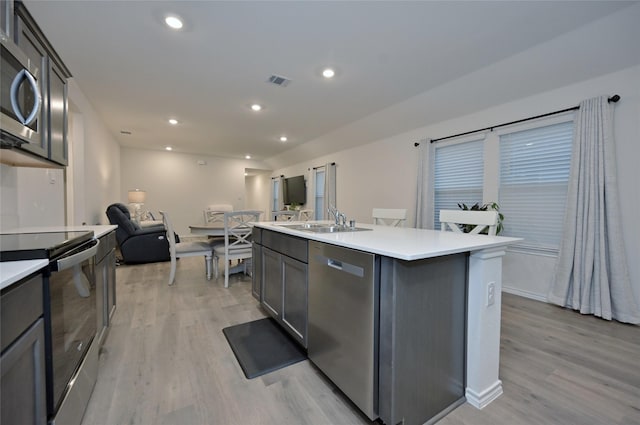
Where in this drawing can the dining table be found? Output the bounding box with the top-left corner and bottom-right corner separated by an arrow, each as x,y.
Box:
188,223 -> 225,237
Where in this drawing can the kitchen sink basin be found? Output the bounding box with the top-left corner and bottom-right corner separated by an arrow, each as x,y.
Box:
281,223 -> 372,233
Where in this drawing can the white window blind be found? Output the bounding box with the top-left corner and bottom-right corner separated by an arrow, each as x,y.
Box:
499,121 -> 573,251
433,139 -> 484,229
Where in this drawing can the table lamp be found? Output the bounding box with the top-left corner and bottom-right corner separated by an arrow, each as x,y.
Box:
128,189 -> 146,223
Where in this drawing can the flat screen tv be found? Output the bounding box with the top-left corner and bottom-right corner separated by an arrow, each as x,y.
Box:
283,175 -> 306,205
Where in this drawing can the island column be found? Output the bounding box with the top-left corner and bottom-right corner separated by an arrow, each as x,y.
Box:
466,246 -> 507,408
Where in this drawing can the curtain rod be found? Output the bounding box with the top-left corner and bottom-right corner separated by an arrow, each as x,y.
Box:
414,94 -> 620,146
311,162 -> 336,170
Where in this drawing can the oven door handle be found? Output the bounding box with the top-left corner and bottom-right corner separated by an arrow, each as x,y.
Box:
55,239 -> 99,271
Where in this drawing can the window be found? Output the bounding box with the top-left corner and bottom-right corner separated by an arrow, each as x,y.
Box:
433,139 -> 484,230
499,121 -> 573,251
314,168 -> 325,220
272,178 -> 280,212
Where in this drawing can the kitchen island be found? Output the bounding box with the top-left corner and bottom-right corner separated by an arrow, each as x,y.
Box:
252,221 -> 520,425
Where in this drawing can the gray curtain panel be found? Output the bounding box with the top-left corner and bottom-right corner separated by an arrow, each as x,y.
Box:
415,139 -> 434,229
324,162 -> 337,214
548,96 -> 639,324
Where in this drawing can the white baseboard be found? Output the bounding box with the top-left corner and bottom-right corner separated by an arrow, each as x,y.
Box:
465,380 -> 503,409
502,285 -> 548,303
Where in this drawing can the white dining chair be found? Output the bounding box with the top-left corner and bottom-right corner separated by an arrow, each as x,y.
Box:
372,208 -> 407,227
296,209 -> 314,221
213,210 -> 262,288
203,204 -> 234,224
160,211 -> 214,286
272,210 -> 298,221
439,209 -> 498,236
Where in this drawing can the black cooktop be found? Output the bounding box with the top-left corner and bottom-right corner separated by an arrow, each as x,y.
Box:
0,231 -> 94,262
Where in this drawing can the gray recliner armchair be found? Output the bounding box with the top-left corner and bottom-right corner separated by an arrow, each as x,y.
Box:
105,203 -> 171,264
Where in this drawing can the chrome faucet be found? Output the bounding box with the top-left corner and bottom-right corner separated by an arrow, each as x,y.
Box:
337,212 -> 347,226
328,205 -> 347,226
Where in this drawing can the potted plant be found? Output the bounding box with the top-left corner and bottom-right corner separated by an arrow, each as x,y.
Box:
457,202 -> 504,235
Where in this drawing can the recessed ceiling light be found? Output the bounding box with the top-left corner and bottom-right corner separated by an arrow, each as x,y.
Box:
251,104 -> 262,112
165,15 -> 183,30
280,136 -> 287,142
245,155 -> 251,159
165,146 -> 173,151
244,172 -> 248,176
168,118 -> 178,125
322,68 -> 335,78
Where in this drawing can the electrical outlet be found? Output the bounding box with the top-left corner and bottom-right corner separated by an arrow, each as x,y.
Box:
487,281 -> 495,306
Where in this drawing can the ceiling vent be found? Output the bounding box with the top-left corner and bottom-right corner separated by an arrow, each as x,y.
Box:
267,74 -> 291,87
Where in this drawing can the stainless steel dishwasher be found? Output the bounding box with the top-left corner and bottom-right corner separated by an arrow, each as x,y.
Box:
308,241 -> 379,420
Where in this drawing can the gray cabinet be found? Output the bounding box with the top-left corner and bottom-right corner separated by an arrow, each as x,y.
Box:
251,228 -> 262,301
281,256 -> 307,343
262,246 -> 282,316
1,272 -> 47,425
1,0 -> 14,38
47,58 -> 68,165
95,231 -> 117,346
378,253 -> 468,425
253,229 -> 308,347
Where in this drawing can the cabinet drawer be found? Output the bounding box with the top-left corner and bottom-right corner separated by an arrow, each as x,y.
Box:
1,273 -> 44,352
262,230 -> 308,263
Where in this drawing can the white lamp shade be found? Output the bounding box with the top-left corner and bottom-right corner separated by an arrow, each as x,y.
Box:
128,189 -> 146,203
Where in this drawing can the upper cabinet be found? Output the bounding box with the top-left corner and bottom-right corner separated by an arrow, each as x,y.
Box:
1,0 -> 13,38
47,59 -> 68,165
1,0 -> 70,167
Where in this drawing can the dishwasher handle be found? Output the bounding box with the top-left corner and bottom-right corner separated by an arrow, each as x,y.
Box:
323,256 -> 365,278
327,258 -> 343,270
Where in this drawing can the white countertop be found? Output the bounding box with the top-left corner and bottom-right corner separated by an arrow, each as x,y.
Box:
2,224 -> 117,239
255,221 -> 521,261
0,259 -> 48,291
0,225 -> 118,290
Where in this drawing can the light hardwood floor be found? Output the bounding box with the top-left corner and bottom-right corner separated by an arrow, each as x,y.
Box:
81,257 -> 640,425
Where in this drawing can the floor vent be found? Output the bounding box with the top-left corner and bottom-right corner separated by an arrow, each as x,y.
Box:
267,74 -> 291,87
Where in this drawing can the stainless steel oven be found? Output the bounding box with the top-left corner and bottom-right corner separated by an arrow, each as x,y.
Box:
0,34 -> 43,147
0,230 -> 99,425
44,238 -> 99,425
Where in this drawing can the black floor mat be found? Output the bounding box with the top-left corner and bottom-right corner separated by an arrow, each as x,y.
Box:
222,317 -> 307,379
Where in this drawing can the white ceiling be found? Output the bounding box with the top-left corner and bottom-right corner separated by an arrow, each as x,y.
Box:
23,1 -> 635,163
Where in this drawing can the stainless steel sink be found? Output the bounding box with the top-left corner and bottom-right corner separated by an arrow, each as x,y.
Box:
281,223 -> 371,233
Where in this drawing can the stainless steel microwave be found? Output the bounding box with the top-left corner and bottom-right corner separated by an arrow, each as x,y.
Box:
1,34 -> 43,147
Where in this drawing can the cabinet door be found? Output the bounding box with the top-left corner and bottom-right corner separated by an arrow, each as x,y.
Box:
95,254 -> 107,345
106,248 -> 116,321
251,243 -> 262,301
1,0 -> 13,37
262,247 -> 282,317
14,17 -> 47,158
1,318 -> 47,425
282,256 -> 308,346
47,59 -> 67,165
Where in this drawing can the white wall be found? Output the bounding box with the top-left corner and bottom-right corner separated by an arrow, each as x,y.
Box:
244,171 -> 272,216
16,168 -> 65,226
67,79 -> 121,225
268,65 -> 640,307
0,164 -> 64,230
119,147 -> 270,236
